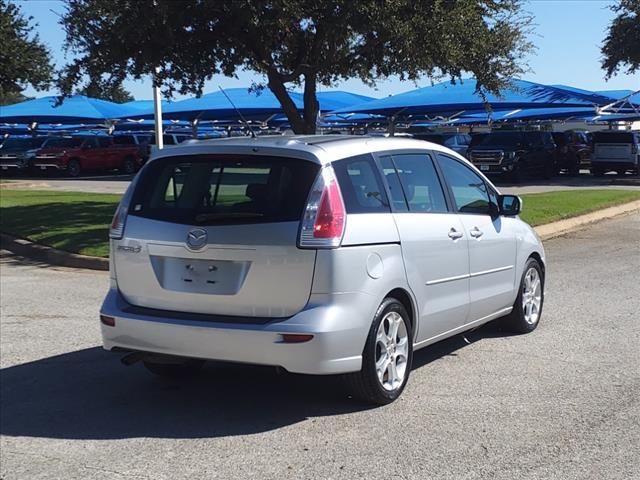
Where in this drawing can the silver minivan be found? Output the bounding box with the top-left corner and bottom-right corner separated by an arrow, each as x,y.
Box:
101,135 -> 546,404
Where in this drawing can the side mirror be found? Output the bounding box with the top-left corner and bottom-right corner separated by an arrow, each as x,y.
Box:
499,194 -> 521,216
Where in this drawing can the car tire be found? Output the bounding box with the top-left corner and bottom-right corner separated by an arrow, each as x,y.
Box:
502,258 -> 544,334
121,156 -> 137,175
344,298 -> 413,405
67,159 -> 81,177
143,358 -> 205,378
568,156 -> 580,176
510,163 -> 523,183
542,161 -> 555,180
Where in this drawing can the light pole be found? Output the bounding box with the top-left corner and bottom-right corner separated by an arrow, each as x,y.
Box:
153,67 -> 164,150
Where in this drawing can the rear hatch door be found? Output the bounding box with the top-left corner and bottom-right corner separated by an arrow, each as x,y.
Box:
114,153 -> 320,318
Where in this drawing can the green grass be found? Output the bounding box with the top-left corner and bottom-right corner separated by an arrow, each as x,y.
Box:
519,189 -> 640,226
0,190 -> 120,257
1,188 -> 639,258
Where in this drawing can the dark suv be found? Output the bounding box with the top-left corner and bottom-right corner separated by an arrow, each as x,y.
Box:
467,131 -> 557,182
551,130 -> 592,176
0,136 -> 48,173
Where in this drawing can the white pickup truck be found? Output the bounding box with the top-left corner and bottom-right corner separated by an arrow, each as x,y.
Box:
591,131 -> 640,176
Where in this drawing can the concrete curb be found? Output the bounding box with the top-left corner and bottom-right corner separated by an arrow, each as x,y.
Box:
1,200 -> 639,271
0,233 -> 108,271
534,199 -> 640,240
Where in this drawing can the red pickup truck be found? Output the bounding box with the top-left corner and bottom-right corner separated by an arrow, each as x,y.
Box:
32,135 -> 144,177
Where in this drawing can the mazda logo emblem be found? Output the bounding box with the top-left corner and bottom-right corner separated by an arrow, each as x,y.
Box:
186,228 -> 208,250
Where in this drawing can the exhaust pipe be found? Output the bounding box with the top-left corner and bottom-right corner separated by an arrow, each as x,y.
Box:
120,351 -> 148,366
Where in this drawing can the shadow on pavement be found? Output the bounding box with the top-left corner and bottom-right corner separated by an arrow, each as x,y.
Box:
0,322 -> 508,440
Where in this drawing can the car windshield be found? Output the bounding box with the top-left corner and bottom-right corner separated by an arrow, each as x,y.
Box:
0,137 -> 45,149
476,132 -> 522,146
42,137 -> 84,148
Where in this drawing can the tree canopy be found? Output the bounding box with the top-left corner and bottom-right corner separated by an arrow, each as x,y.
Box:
0,0 -> 53,106
76,78 -> 134,103
60,0 -> 533,133
601,0 -> 640,80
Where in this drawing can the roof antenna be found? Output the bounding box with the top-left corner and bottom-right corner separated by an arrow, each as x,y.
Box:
218,86 -> 257,138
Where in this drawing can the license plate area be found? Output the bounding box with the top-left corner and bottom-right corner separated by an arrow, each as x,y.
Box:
149,256 -> 251,295
480,165 -> 490,171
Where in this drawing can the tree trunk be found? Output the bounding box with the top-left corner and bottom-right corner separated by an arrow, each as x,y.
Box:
267,70 -> 319,135
267,71 -> 306,134
301,72 -> 319,134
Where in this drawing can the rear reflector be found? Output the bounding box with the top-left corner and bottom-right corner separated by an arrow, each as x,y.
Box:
100,315 -> 116,327
280,334 -> 314,343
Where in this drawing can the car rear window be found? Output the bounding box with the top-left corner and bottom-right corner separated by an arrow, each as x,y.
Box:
593,132 -> 635,143
332,154 -> 390,214
130,155 -> 319,226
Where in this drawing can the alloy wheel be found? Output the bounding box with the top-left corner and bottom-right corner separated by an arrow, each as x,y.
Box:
522,267 -> 542,325
375,311 -> 409,391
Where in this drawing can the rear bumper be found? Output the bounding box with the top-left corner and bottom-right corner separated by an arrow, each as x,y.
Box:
100,288 -> 375,375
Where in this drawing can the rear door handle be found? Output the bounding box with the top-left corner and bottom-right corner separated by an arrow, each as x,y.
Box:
470,227 -> 484,238
448,228 -> 463,240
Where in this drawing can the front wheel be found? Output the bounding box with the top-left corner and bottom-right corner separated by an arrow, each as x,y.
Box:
344,298 -> 413,405
501,258 -> 544,334
66,159 -> 81,177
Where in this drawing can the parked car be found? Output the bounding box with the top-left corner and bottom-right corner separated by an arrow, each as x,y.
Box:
32,135 -> 144,177
467,130 -> 557,182
112,133 -> 153,163
100,135 -> 546,405
0,136 -> 48,173
551,130 -> 592,175
413,132 -> 472,157
591,131 -> 640,176
148,133 -> 192,154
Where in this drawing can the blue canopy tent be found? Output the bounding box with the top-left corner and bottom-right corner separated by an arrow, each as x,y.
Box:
129,88 -> 302,121
129,88 -> 376,122
330,79 -> 617,118
0,95 -> 134,124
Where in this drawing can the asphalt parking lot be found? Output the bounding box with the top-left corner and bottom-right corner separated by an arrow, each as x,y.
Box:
1,213 -> 639,480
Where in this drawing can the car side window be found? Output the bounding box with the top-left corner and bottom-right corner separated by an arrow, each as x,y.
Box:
97,137 -> 111,148
437,154 -> 491,215
332,154 -> 390,213
389,153 -> 448,213
379,157 -> 409,212
82,138 -> 98,149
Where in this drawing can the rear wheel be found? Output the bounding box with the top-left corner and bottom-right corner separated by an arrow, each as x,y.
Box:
501,258 -> 544,334
143,358 -> 205,378
66,159 -> 81,177
345,298 -> 413,405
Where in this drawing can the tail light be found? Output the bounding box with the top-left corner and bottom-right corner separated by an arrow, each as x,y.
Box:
299,165 -> 346,248
109,179 -> 137,239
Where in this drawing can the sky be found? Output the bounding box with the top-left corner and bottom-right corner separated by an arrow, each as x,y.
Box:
17,0 -> 640,101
